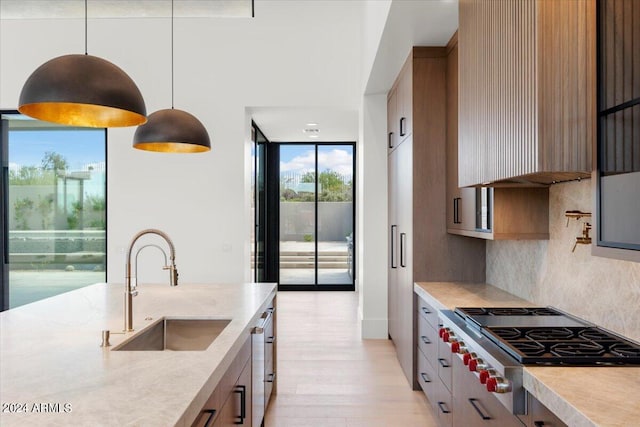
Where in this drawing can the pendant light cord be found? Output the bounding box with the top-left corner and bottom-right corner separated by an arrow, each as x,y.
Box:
84,0 -> 88,55
171,0 -> 175,109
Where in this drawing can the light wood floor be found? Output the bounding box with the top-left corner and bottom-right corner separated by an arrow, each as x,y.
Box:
265,291 -> 438,427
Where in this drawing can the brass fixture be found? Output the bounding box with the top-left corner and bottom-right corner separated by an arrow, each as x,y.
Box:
572,222 -> 592,252
100,330 -> 111,347
132,0 -> 211,152
124,229 -> 178,332
18,0 -> 146,128
564,210 -> 591,226
565,211 -> 592,252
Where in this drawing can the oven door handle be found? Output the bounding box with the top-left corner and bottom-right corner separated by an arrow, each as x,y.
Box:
468,398 -> 491,420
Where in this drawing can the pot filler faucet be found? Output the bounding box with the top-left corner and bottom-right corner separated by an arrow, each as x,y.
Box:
124,229 -> 178,332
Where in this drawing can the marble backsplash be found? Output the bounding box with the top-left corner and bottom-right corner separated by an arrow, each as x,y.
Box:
487,179 -> 640,342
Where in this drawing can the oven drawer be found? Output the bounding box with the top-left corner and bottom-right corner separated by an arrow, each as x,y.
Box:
437,327 -> 453,393
417,345 -> 437,399
417,295 -> 439,330
418,311 -> 438,367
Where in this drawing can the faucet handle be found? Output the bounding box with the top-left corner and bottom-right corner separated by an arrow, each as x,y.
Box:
164,264 -> 179,286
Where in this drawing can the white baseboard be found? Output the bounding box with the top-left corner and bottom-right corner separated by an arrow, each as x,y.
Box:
360,317 -> 388,339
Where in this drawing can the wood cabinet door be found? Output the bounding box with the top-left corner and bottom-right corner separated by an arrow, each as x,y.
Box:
215,360 -> 252,427
395,138 -> 414,384
398,59 -> 413,142
387,150 -> 399,342
387,87 -> 399,152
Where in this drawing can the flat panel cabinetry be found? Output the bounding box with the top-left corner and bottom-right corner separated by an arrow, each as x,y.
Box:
192,336 -> 252,427
416,295 -> 452,427
388,137 -> 413,378
215,359 -> 252,427
387,59 -> 413,153
388,46 -> 486,387
387,86 -> 399,152
458,0 -> 595,187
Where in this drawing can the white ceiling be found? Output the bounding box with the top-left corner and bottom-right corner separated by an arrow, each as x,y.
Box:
250,107 -> 359,143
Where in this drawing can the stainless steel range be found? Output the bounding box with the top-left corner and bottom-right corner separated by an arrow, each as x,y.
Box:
439,306 -> 640,415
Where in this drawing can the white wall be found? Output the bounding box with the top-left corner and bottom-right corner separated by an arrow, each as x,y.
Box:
357,93 -> 389,339
1,1 -> 363,285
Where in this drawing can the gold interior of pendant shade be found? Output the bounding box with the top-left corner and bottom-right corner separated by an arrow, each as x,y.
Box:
134,142 -> 211,153
18,54 -> 147,128
133,109 -> 211,153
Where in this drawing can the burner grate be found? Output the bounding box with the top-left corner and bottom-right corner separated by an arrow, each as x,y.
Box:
525,328 -> 574,341
482,326 -> 640,365
610,344 -> 640,358
511,341 -> 546,356
550,342 -> 606,357
491,327 -> 522,340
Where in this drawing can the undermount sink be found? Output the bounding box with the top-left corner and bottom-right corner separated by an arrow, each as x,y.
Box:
112,318 -> 231,351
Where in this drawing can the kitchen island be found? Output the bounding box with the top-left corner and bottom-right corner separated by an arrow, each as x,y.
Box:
0,282 -> 276,426
415,281 -> 640,427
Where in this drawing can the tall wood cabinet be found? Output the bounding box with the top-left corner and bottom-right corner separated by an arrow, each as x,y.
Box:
387,47 -> 485,387
458,0 -> 595,187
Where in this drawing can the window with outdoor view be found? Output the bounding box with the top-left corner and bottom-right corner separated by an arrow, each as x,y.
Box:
1,112 -> 106,310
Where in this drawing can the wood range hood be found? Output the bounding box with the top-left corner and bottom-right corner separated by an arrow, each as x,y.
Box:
458,0 -> 596,188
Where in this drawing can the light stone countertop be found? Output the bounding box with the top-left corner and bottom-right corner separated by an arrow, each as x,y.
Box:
0,282 -> 277,427
415,281 -> 640,427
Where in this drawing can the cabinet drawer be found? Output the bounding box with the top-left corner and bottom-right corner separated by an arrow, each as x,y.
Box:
437,334 -> 453,393
417,345 -> 437,400
417,312 -> 438,367
417,296 -> 439,329
434,375 -> 453,427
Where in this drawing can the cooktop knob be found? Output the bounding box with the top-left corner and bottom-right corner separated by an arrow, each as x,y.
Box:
463,352 -> 476,366
487,377 -> 512,393
479,368 -> 496,384
469,357 -> 487,372
451,341 -> 463,353
439,327 -> 447,338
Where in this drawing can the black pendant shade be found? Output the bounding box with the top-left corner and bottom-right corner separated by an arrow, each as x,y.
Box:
18,54 -> 147,128
133,108 -> 211,153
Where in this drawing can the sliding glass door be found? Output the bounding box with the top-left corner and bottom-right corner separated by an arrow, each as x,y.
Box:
278,143 -> 354,290
1,112 -> 106,310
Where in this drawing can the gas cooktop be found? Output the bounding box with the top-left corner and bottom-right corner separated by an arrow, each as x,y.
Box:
453,306 -> 640,366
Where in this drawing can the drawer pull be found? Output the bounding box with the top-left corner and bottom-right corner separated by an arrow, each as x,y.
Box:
420,372 -> 431,383
437,401 -> 451,414
438,358 -> 450,368
421,306 -> 431,315
420,335 -> 431,345
469,398 -> 491,420
203,409 -> 217,427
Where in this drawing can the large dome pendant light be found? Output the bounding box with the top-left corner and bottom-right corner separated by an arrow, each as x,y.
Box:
133,0 -> 211,153
18,0 -> 146,128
